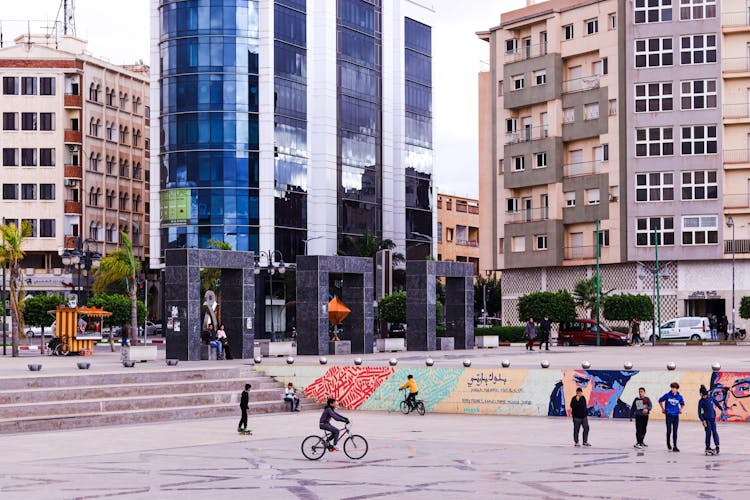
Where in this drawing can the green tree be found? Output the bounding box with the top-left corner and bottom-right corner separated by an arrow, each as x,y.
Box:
0,220 -> 32,357
23,294 -> 64,349
92,233 -> 141,344
740,296 -> 750,320
573,277 -> 613,319
341,229 -> 406,264
517,291 -> 576,324
378,291 -> 407,324
602,294 -> 654,322
89,293 -> 146,349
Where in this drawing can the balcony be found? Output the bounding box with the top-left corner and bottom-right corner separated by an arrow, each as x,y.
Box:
563,160 -> 603,178
64,129 -> 82,144
722,57 -> 750,75
64,164 -> 82,178
64,236 -> 78,249
563,75 -> 600,94
722,11 -> 750,30
725,239 -> 750,254
504,42 -> 548,64
456,239 -> 479,247
723,102 -> 750,121
506,207 -> 549,225
564,246 -> 597,260
724,149 -> 750,164
64,201 -> 82,214
505,125 -> 548,145
724,193 -> 750,210
64,93 -> 82,108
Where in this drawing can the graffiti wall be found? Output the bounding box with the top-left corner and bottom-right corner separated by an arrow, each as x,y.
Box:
255,365 -> 750,422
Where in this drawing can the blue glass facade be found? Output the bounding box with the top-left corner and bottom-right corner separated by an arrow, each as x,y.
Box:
403,17 -> 433,259
337,0 -> 382,252
274,0 -> 307,260
159,0 -> 260,252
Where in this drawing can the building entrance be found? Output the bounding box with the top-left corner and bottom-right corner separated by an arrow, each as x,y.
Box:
685,298 -> 725,318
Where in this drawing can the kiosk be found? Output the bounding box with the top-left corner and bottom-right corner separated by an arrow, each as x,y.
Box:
51,306 -> 112,355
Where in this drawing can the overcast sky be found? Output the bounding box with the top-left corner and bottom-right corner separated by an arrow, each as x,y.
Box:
0,0 -> 526,199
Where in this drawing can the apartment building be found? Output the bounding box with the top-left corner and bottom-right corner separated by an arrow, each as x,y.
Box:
0,34 -> 150,298
480,0 -> 750,327
436,193 -> 480,274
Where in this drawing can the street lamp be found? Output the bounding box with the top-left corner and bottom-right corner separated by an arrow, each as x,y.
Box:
638,261 -> 671,345
302,236 -> 324,256
254,250 -> 286,342
1,216 -> 6,355
727,216 -> 736,340
62,239 -> 100,306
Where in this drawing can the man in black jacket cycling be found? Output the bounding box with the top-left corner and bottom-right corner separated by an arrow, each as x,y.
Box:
320,398 -> 349,451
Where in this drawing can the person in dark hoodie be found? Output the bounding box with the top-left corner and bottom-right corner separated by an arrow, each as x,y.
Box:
539,315 -> 551,351
570,387 -> 591,447
659,382 -> 685,452
629,387 -> 653,448
238,384 -> 251,432
698,384 -> 722,454
319,398 -> 350,451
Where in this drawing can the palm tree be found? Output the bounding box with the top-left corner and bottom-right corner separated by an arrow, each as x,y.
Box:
0,221 -> 32,357
573,277 -> 613,319
93,233 -> 141,344
343,229 -> 405,263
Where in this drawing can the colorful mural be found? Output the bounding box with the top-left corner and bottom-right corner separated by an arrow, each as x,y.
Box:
254,365 -> 750,422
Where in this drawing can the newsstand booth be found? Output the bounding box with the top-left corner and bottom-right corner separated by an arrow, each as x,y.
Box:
51,305 -> 112,355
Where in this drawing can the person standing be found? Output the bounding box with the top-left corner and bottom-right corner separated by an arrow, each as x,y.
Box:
539,316 -> 551,351
718,315 -> 728,340
698,384 -> 721,454
238,383 -> 251,432
284,382 -> 301,412
659,382 -> 685,452
630,317 -> 642,345
629,387 -> 652,448
524,317 -> 537,351
570,387 -> 591,447
709,315 -> 718,341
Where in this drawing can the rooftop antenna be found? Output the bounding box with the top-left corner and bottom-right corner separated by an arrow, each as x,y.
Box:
58,0 -> 76,36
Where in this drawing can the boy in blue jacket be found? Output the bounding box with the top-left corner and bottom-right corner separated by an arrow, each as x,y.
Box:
659,382 -> 685,452
698,384 -> 722,454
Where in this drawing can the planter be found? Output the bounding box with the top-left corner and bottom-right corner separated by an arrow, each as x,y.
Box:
77,362 -> 91,370
122,360 -> 136,367
260,341 -> 296,357
475,335 -> 500,348
437,337 -> 454,351
166,359 -> 179,366
329,340 -> 352,355
27,364 -> 43,372
376,338 -> 406,353
126,345 -> 158,362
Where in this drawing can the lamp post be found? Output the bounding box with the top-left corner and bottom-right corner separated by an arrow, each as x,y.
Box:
727,216 -> 736,340
254,250 -> 286,342
595,218 -> 601,346
302,236 -> 324,256
1,216 -> 6,355
62,238 -> 101,306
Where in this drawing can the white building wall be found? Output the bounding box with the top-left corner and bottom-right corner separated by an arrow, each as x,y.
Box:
258,0 -> 276,256
148,0 -> 162,269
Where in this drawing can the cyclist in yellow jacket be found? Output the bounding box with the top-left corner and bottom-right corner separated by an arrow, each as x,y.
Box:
399,374 -> 419,411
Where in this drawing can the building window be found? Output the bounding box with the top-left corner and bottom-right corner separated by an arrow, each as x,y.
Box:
682,215 -> 718,245
534,70 -> 546,85
119,160 -> 129,177
39,184 -> 55,200
22,219 -> 37,237
635,82 -> 673,112
106,122 -> 115,141
609,13 -> 617,29
634,37 -> 673,68
634,0 -> 673,23
680,0 -> 716,20
120,93 -> 129,109
512,236 -> 526,252
106,190 -> 115,209
681,125 -> 717,155
511,74 -> 525,91
506,118 -> 518,133
507,198 -> 519,212
595,229 -> 610,246
2,184 -> 18,200
21,148 -> 37,166
39,77 -> 55,96
21,112 -> 37,131
680,34 -> 716,65
446,228 -> 454,242
21,183 -> 36,200
20,77 -> 36,95
512,156 -> 525,172
106,156 -> 115,174
563,107 -> 575,124
681,170 -> 718,200
635,127 -> 674,157
39,113 -> 55,131
3,76 -> 18,95
636,172 -> 675,202
3,112 -> 17,131
39,148 -> 55,166
89,118 -> 100,136
565,191 -> 576,207
535,234 -> 549,250
39,219 -> 55,238
3,148 -> 18,166
506,38 -> 518,54
89,83 -> 99,102
608,99 -> 618,115
680,79 -> 717,110
584,103 -> 600,121
563,24 -> 574,40
133,162 -> 142,180
437,222 -> 442,243
586,188 -> 600,205
106,224 -> 114,242
534,152 -> 547,168
585,18 -> 599,35
497,80 -> 503,96
636,217 -> 675,246
133,195 -> 141,212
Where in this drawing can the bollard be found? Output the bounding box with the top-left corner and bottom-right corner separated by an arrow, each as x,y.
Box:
319,356 -> 328,365
462,359 -> 472,367
667,362 -> 676,371
581,361 -> 591,369
389,358 -> 398,366
425,358 -> 434,367
354,357 -> 363,366
541,360 -> 550,369
286,356 -> 295,365
501,359 -> 511,368
624,362 -> 633,370
27,364 -> 42,372
166,359 -> 179,366
711,362 -> 721,372
77,362 -> 90,370
253,356 -> 262,364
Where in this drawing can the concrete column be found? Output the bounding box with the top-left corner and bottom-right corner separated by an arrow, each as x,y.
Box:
406,260 -> 436,351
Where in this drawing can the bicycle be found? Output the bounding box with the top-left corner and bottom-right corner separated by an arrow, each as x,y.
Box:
47,335 -> 70,356
399,389 -> 425,415
301,423 -> 368,460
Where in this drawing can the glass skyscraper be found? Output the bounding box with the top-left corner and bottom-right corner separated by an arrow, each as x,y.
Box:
150,0 -> 434,266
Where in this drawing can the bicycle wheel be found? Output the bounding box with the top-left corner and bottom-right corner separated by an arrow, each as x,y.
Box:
416,401 -> 425,416
399,401 -> 410,415
301,435 -> 327,460
55,343 -> 70,356
343,434 -> 368,459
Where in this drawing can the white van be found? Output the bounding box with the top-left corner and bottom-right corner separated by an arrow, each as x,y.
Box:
644,317 -> 710,341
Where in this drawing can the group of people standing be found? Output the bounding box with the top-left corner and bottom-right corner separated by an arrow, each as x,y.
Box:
523,316 -> 551,351
708,314 -> 730,341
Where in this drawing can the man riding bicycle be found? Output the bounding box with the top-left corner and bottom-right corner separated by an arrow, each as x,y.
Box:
399,374 -> 419,411
319,398 -> 349,451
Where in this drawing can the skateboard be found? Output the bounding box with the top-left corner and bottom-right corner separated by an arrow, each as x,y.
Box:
238,429 -> 253,435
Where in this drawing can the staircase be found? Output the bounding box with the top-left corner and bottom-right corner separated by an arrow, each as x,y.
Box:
0,365 -> 317,433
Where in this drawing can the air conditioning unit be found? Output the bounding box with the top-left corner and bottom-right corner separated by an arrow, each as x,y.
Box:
64,179 -> 77,187
67,145 -> 79,152
609,193 -> 617,202
53,268 -> 62,276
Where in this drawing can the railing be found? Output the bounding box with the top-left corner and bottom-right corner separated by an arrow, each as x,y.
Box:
468,205 -> 479,214
63,94 -> 82,108
64,164 -> 82,178
722,57 -> 750,73
724,102 -> 750,118
64,201 -> 82,214
456,239 -> 479,247
505,42 -> 548,63
724,193 -> 750,209
505,125 -> 548,145
564,246 -> 597,260
456,203 -> 468,213
505,207 -> 549,224
64,129 -> 82,143
725,239 -> 750,254
724,149 -> 750,163
563,160 -> 602,178
563,75 -> 600,94
722,11 -> 750,27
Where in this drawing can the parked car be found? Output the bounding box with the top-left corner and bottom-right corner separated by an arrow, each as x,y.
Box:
138,321 -> 163,336
557,319 -> 628,346
388,323 -> 407,336
25,322 -> 56,337
642,316 -> 710,342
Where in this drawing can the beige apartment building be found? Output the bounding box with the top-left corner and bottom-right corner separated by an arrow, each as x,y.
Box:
0,34 -> 150,300
436,193 -> 480,274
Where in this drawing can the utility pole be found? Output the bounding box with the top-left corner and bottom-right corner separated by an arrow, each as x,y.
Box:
595,218 -> 601,346
654,226 -> 661,346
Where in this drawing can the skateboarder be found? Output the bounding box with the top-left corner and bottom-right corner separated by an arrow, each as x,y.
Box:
698,384 -> 721,455
238,383 -> 251,433
629,387 -> 652,448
